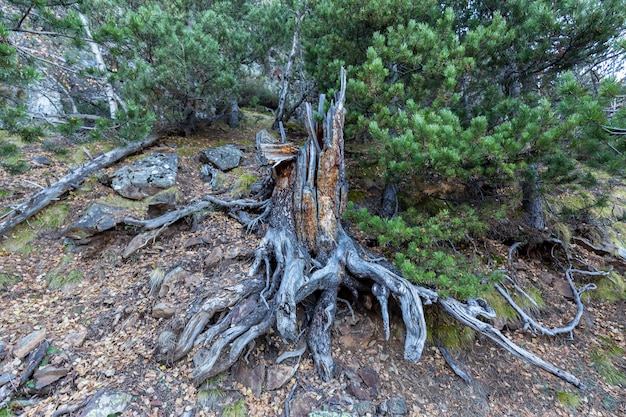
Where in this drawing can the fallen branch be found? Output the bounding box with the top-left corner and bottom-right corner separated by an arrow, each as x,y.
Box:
0,134 -> 159,237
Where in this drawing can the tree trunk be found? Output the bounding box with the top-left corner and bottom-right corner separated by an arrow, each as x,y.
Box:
164,70 -> 584,390
78,12 -> 121,119
273,11 -> 302,130
522,164 -> 545,230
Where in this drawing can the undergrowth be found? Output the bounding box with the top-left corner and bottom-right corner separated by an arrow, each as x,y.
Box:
591,336 -> 626,386
345,203 -> 491,299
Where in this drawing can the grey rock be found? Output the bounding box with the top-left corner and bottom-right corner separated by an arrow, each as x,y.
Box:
79,389 -> 132,417
152,303 -> 176,319
200,145 -> 243,171
32,156 -> 52,165
265,363 -> 296,391
12,329 -> 47,359
353,401 -> 376,416
308,412 -> 353,417
379,397 -> 407,415
64,328 -> 87,348
33,365 -> 69,389
111,153 -> 178,200
66,203 -> 128,239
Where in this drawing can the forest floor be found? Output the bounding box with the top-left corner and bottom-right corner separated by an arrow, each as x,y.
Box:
0,112 -> 625,417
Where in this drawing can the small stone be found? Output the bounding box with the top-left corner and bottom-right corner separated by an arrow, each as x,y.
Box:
353,401 -> 376,416
357,368 -> 380,391
348,381 -> 370,401
266,363 -> 296,391
379,397 -> 407,415
65,329 -> 87,348
33,366 -> 69,389
12,329 -> 47,359
234,361 -> 265,398
152,303 -> 176,319
203,246 -> 224,268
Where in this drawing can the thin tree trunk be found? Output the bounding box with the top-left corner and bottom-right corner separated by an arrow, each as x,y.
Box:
78,12 -> 120,119
522,164 -> 545,230
273,11 -> 302,130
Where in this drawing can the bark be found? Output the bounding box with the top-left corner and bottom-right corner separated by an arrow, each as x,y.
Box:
0,134 -> 159,237
522,164 -> 545,230
163,69 -> 585,390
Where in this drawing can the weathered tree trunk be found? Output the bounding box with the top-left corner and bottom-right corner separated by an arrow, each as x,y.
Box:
273,10 -> 302,130
163,70 -> 585,390
522,164 -> 545,230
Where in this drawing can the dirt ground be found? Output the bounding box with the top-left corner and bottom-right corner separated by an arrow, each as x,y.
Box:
0,115 -> 625,417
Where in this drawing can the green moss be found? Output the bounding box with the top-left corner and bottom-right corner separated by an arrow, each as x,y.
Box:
34,204 -> 69,228
0,189 -> 9,199
0,272 -> 21,291
482,289 -> 518,321
591,337 -> 626,386
555,391 -> 582,409
232,173 -> 258,197
592,272 -> 626,302
47,268 -> 83,289
221,399 -> 247,417
348,189 -> 367,203
1,225 -> 37,254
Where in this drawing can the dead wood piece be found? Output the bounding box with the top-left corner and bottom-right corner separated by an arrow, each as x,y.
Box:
0,134 -> 159,237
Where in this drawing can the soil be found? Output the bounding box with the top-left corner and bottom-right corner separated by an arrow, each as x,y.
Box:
0,114 -> 625,417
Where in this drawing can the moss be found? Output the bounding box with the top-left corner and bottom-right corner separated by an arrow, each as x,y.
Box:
232,173 -> 258,197
1,225 -> 37,254
591,336 -> 626,386
482,289 -> 518,321
47,268 -> 83,289
221,399 -> 247,417
555,391 -> 582,409
34,204 -> 69,228
348,189 -> 367,203
0,272 -> 21,291
592,272 -> 626,302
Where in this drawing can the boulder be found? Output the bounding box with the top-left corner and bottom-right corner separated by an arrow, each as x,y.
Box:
111,153 -> 178,200
66,203 -> 128,240
200,145 -> 243,171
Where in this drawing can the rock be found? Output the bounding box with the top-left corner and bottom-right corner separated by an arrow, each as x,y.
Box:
347,381 -> 370,401
336,315 -> 375,350
357,368 -> 380,391
79,389 -> 132,417
200,145 -> 243,171
288,392 -> 319,417
353,401 -> 376,416
0,373 -> 12,387
33,365 -> 69,389
12,329 -> 47,359
265,363 -> 296,391
379,397 -> 407,415
234,361 -> 265,397
66,203 -> 128,240
111,153 -> 178,200
32,156 -> 52,165
152,303 -> 176,319
147,187 -> 182,216
307,411 -> 353,417
184,236 -> 204,248
204,246 -> 224,268
553,279 -> 574,300
64,328 -> 87,348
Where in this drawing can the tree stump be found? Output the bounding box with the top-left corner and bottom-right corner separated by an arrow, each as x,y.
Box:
160,69 -> 584,389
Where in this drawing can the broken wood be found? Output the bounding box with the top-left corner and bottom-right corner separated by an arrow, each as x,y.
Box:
0,134 -> 159,238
